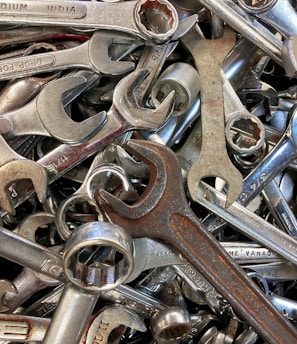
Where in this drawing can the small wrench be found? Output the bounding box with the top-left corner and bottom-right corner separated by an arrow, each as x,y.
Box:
0,0 -> 178,45
0,74 -> 106,144
183,26 -> 243,207
0,30 -> 138,80
97,139 -> 297,344
0,134 -> 47,214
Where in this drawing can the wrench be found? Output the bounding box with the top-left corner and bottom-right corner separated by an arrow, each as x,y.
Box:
43,221 -> 134,344
97,139 -> 297,344
0,30 -> 139,80
0,134 -> 47,214
0,67 -> 174,215
0,0 -> 178,45
196,180 -> 297,266
237,0 -> 297,38
0,306 -> 145,343
183,26 -> 243,207
0,74 -> 106,144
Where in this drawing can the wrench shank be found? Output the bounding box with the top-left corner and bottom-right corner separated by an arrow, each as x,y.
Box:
0,227 -> 64,281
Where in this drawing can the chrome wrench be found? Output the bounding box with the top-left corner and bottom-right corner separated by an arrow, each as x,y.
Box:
0,0 -> 178,44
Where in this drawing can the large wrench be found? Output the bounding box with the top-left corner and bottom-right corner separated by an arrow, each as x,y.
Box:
97,139 -> 297,344
183,26 -> 243,206
0,0 -> 178,44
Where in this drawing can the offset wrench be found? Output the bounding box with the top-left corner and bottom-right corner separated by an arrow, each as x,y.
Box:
97,139 -> 297,344
183,26 -> 243,206
0,0 -> 178,44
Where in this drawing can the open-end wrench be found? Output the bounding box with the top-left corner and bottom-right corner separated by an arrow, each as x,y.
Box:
97,139 -> 297,344
0,30 -> 139,80
182,26 -> 243,207
0,74 -> 106,144
0,67 -> 174,215
197,0 -> 283,66
0,134 -> 47,214
0,0 -> 178,45
38,68 -> 174,181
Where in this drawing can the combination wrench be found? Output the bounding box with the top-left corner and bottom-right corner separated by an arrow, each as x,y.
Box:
97,139 -> 297,344
0,0 -> 178,44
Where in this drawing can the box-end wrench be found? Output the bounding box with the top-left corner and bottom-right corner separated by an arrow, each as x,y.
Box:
97,139 -> 297,344
0,75 -> 107,145
0,30 -> 139,80
182,26 -> 243,207
0,134 -> 47,215
0,0 -> 178,45
43,221 -> 134,344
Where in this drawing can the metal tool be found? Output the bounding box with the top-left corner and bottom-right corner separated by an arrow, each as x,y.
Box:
0,314 -> 50,343
97,139 -> 297,344
0,0 -> 178,44
183,26 -> 243,207
0,134 -> 47,214
83,305 -> 146,344
237,0 -> 297,38
0,31 -> 139,80
0,74 -> 106,144
56,157 -> 138,241
43,221 -> 134,344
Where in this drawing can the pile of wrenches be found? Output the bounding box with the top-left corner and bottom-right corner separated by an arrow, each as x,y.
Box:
0,0 -> 297,343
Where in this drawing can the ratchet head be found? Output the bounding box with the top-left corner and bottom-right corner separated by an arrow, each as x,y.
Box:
36,76 -> 107,145
113,68 -> 175,130
0,160 -> 48,215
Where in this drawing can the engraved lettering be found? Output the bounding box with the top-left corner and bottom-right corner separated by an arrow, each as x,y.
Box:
46,154 -> 69,174
0,1 -> 85,19
93,320 -> 110,343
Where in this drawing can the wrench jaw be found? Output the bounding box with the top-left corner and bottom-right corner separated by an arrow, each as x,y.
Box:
0,160 -> 48,215
187,162 -> 243,208
113,68 -> 175,130
36,76 -> 108,145
89,31 -> 136,76
98,139 -> 170,219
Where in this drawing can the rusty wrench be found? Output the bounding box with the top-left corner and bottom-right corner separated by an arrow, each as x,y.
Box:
182,26 -> 243,207
97,139 -> 297,344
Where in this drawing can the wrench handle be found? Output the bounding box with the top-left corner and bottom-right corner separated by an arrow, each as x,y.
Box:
0,227 -> 64,282
42,284 -> 99,344
168,211 -> 297,344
